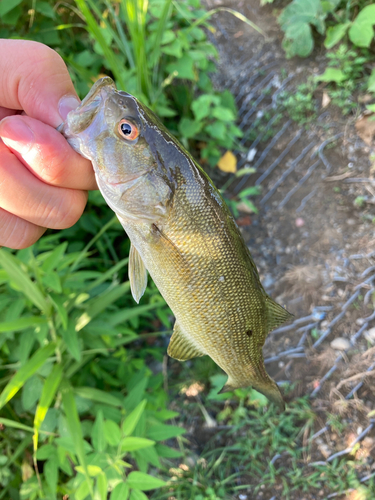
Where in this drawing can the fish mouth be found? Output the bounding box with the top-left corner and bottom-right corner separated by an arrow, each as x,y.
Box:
60,77 -> 116,137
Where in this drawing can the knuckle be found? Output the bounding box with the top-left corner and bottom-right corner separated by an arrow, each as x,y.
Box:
44,189 -> 87,229
0,212 -> 43,249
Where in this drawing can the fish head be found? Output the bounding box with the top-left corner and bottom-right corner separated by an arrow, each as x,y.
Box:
61,76 -> 156,185
60,76 -> 175,222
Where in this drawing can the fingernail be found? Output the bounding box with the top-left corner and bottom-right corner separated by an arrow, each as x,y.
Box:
0,117 -> 34,154
59,95 -> 80,121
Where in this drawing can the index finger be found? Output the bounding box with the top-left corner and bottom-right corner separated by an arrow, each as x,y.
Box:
0,39 -> 80,127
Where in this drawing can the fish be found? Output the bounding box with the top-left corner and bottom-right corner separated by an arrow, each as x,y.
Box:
60,76 -> 292,410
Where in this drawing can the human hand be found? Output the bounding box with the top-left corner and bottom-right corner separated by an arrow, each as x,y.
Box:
0,39 -> 97,249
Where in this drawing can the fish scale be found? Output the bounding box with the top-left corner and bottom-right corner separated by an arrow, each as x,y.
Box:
60,76 -> 292,410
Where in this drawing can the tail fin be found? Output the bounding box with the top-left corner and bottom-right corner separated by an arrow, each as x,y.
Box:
251,378 -> 285,412
219,375 -> 285,412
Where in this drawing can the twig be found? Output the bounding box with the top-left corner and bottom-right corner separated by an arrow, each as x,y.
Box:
335,369 -> 375,392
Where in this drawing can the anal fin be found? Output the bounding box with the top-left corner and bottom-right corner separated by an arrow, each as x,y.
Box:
266,296 -> 293,333
167,322 -> 205,361
129,244 -> 148,303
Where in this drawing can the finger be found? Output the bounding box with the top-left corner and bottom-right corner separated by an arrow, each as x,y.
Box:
0,115 -> 97,191
0,39 -> 80,127
0,207 -> 46,249
0,142 -> 87,229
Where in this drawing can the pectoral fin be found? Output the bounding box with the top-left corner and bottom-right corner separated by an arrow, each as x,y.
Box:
129,244 -> 148,303
167,323 -> 205,361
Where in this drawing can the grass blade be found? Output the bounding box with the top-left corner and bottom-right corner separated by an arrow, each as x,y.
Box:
109,301 -> 165,327
74,387 -> 123,407
0,249 -> 49,314
70,215 -> 118,273
75,281 -> 131,331
185,7 -> 266,38
33,363 -> 63,452
74,0 -> 126,89
0,342 -> 56,410
61,380 -> 93,496
0,316 -> 47,333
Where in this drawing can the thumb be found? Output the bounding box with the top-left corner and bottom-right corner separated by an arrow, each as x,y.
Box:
0,39 -> 80,127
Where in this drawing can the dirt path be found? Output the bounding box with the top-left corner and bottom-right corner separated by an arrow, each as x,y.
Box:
205,1 -> 375,497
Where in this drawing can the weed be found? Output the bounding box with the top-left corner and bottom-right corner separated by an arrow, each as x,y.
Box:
278,81 -> 318,125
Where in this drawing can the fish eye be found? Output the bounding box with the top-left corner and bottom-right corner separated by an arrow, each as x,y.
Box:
118,119 -> 139,141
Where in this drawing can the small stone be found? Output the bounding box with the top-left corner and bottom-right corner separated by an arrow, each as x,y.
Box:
295,217 -> 305,227
356,318 -> 366,326
278,361 -> 285,368
318,442 -> 331,459
321,320 -> 329,329
330,337 -> 351,350
366,327 -> 375,340
236,202 -> 254,214
347,218 -> 356,226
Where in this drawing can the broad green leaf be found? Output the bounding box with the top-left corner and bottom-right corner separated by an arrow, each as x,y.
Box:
97,473 -> 108,500
22,376 -> 43,411
127,471 -> 166,491
34,363 -> 63,451
155,444 -> 183,458
315,68 -> 346,83
76,465 -> 102,477
134,444 -> 160,468
62,319 -> 81,361
75,478 -> 92,500
111,483 -> 129,500
49,294 -> 68,330
0,249 -> 49,314
122,400 -> 147,436
0,0 -> 22,16
178,117 -> 202,139
212,106 -> 235,121
349,5 -> 375,48
42,272 -> 62,293
120,437 -> 155,452
0,342 -> 56,410
74,387 -> 122,407
91,410 -> 106,452
129,491 -> 148,500
61,381 -> 93,496
41,242 -> 68,273
368,68 -> 375,93
104,420 -> 121,446
123,378 -> 148,412
36,444 -> 56,460
44,456 -> 58,497
205,121 -> 226,140
0,316 -> 46,333
324,22 -> 350,49
147,424 -> 186,441
161,37 -> 182,58
166,54 -> 196,80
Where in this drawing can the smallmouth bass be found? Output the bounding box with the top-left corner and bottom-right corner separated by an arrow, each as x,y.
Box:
60,77 -> 292,410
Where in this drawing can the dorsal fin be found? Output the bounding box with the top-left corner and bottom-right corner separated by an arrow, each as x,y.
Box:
167,322 -> 205,361
266,297 -> 293,333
